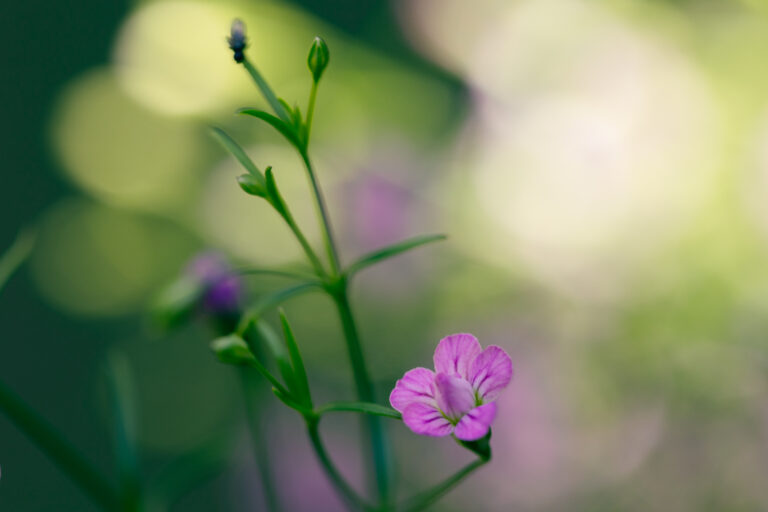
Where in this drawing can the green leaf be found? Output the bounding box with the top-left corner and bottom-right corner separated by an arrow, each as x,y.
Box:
250,322 -> 297,399
105,352 -> 140,505
236,282 -> 322,335
209,127 -> 266,186
0,228 -> 35,294
239,109 -> 302,150
151,276 -> 203,330
279,310 -> 312,408
210,335 -> 291,397
316,401 -> 402,419
272,387 -> 313,416
264,166 -> 288,217
344,234 -> 447,276
236,174 -> 266,197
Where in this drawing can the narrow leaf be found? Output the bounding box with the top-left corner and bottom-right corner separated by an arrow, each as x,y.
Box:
105,352 -> 141,505
210,335 -> 291,397
0,228 -> 35,294
236,282 -> 322,334
264,166 -> 288,217
236,174 -> 266,197
250,322 -> 297,398
238,109 -> 302,150
316,401 -> 402,419
345,234 -> 447,276
271,387 -> 313,416
209,127 -> 266,186
280,310 -> 312,408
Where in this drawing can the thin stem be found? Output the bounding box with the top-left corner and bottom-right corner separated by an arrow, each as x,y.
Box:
242,59 -> 290,122
239,369 -> 283,512
307,419 -> 373,512
305,80 -> 318,145
0,228 -> 35,292
299,151 -> 341,276
399,458 -> 488,512
236,267 -> 318,282
279,204 -> 327,278
0,380 -> 120,510
333,285 -> 392,505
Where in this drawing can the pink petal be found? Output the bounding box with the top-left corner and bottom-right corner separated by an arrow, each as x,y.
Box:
402,402 -> 453,437
454,403 -> 497,441
468,345 -> 513,402
389,367 -> 436,413
433,333 -> 482,380
434,373 -> 476,421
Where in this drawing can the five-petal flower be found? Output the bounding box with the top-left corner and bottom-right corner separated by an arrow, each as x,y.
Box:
390,333 -> 512,441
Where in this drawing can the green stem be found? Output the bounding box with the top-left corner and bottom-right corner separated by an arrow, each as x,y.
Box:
307,418 -> 373,512
242,59 -> 290,122
0,380 -> 120,510
332,285 -> 392,505
299,151 -> 341,276
239,369 -> 283,512
279,203 -> 327,277
399,458 -> 488,512
305,80 -> 318,145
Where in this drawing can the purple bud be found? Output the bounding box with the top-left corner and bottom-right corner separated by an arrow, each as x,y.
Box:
227,19 -> 247,63
186,252 -> 243,313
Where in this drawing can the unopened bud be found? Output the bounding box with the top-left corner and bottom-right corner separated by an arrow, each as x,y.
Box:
228,19 -> 247,63
307,36 -> 330,82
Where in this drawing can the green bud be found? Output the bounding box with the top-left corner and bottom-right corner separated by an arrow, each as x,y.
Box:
237,174 -> 266,197
211,334 -> 256,366
151,276 -> 203,329
307,36 -> 330,83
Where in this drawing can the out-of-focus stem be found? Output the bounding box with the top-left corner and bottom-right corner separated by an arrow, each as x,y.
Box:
307,418 -> 373,512
0,380 -> 120,510
239,369 -> 283,512
399,458 -> 488,512
332,283 -> 392,505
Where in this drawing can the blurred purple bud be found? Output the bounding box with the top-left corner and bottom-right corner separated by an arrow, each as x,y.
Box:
228,19 -> 247,63
187,252 -> 243,313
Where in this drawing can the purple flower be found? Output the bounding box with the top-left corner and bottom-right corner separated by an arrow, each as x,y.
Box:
186,252 -> 243,313
390,333 -> 513,441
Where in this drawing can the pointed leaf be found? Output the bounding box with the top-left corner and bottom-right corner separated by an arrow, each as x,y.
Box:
236,282 -> 322,334
209,127 -> 266,186
210,335 -> 291,397
345,234 -> 447,276
279,310 -> 312,408
316,401 -> 402,419
0,228 -> 35,294
238,109 -> 302,150
264,166 -> 288,217
250,322 -> 297,399
272,387 -> 313,416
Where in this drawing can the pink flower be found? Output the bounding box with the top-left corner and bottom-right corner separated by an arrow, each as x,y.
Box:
390,334 -> 513,441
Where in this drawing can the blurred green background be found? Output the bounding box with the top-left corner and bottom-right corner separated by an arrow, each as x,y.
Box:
4,0 -> 768,510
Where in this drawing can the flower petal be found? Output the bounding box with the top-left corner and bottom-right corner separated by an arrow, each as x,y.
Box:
433,333 -> 482,380
389,367 -> 436,413
434,373 -> 476,421
468,345 -> 513,402
402,402 -> 453,437
454,403 -> 497,441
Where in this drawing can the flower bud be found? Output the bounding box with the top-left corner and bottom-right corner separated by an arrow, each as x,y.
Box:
211,335 -> 256,365
307,36 -> 330,82
228,19 -> 247,63
237,174 -> 266,197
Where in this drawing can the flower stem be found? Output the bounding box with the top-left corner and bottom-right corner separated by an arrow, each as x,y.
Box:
239,369 -> 283,512
399,457 -> 488,512
278,203 -> 327,277
305,80 -> 318,145
0,380 -> 120,510
307,418 -> 373,512
299,150 -> 341,276
332,284 -> 393,505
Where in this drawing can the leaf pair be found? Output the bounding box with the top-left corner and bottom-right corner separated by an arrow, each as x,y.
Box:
211,311 -> 313,413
